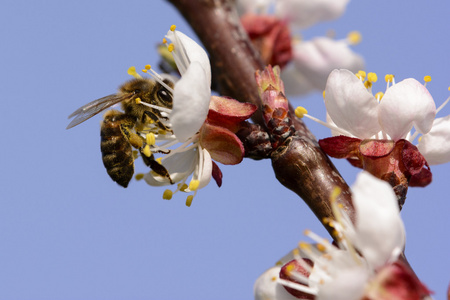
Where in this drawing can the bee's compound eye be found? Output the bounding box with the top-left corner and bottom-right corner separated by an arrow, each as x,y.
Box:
157,89 -> 172,103
134,89 -> 141,95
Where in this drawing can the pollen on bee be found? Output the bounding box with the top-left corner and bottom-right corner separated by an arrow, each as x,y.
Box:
185,195 -> 194,207
143,144 -> 151,157
146,133 -> 156,145
135,173 -> 144,181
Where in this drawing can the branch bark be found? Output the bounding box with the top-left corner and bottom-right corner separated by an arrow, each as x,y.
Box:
167,0 -> 354,234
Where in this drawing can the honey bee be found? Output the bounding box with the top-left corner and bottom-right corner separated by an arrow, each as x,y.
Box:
67,78 -> 175,188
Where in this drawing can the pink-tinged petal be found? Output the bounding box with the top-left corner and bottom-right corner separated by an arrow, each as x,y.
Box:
241,14 -> 293,69
166,30 -> 211,85
351,172 -> 405,269
280,259 -> 314,299
207,96 -> 257,132
211,161 -> 223,187
254,267 -> 299,300
256,65 -> 285,95
196,148 -> 212,190
325,69 -> 381,139
379,78 -> 436,140
200,123 -> 245,165
364,262 -> 432,300
359,139 -> 395,158
418,115 -> 450,165
318,136 -> 361,159
287,38 -> 364,93
171,61 -> 210,142
275,0 -> 349,29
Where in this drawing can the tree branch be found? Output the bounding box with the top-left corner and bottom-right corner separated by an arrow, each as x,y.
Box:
167,0 -> 354,234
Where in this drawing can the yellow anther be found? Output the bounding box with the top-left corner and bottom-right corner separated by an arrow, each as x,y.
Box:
448,86 -> 450,91
299,242 -> 311,251
146,133 -> 156,145
317,243 -> 326,252
170,24 -> 176,31
135,173 -> 144,181
163,189 -> 173,200
364,81 -> 372,89
189,179 -> 200,191
330,186 -> 341,202
180,183 -> 189,192
141,69 -> 148,73
375,92 -> 384,101
127,66 -> 142,79
322,90 -> 326,99
145,64 -> 151,70
303,229 -> 311,235
168,43 -> 174,52
356,70 -> 366,80
292,248 -> 300,257
295,106 -> 308,118
285,264 -> 294,275
275,261 -> 283,266
367,72 -> 378,83
424,75 -> 432,83
347,31 -> 362,45
385,74 -> 395,83
135,97 -> 141,104
162,38 -> 167,44
186,195 -> 194,207
271,276 -> 277,282
418,136 -> 422,142
143,144 -> 151,157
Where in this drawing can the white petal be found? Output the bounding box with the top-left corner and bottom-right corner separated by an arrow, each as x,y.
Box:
195,148 -> 212,189
379,78 -> 436,140
324,69 -> 381,138
351,172 -> 405,269
143,149 -> 197,186
171,61 -> 210,142
236,0 -> 273,15
275,0 -> 349,29
166,30 -> 211,85
418,115 -> 450,165
287,38 -> 364,93
315,268 -> 367,300
254,267 -> 299,300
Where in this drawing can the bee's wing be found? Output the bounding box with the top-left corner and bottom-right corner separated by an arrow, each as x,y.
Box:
66,94 -> 129,129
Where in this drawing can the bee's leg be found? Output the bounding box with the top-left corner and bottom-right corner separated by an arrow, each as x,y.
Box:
143,111 -> 173,133
120,123 -> 144,149
140,150 -> 174,185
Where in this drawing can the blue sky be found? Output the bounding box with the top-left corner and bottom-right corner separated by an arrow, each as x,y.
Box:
1,0 -> 449,299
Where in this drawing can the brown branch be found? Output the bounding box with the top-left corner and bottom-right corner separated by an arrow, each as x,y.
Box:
166,0 -> 423,287
167,0 -> 354,234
